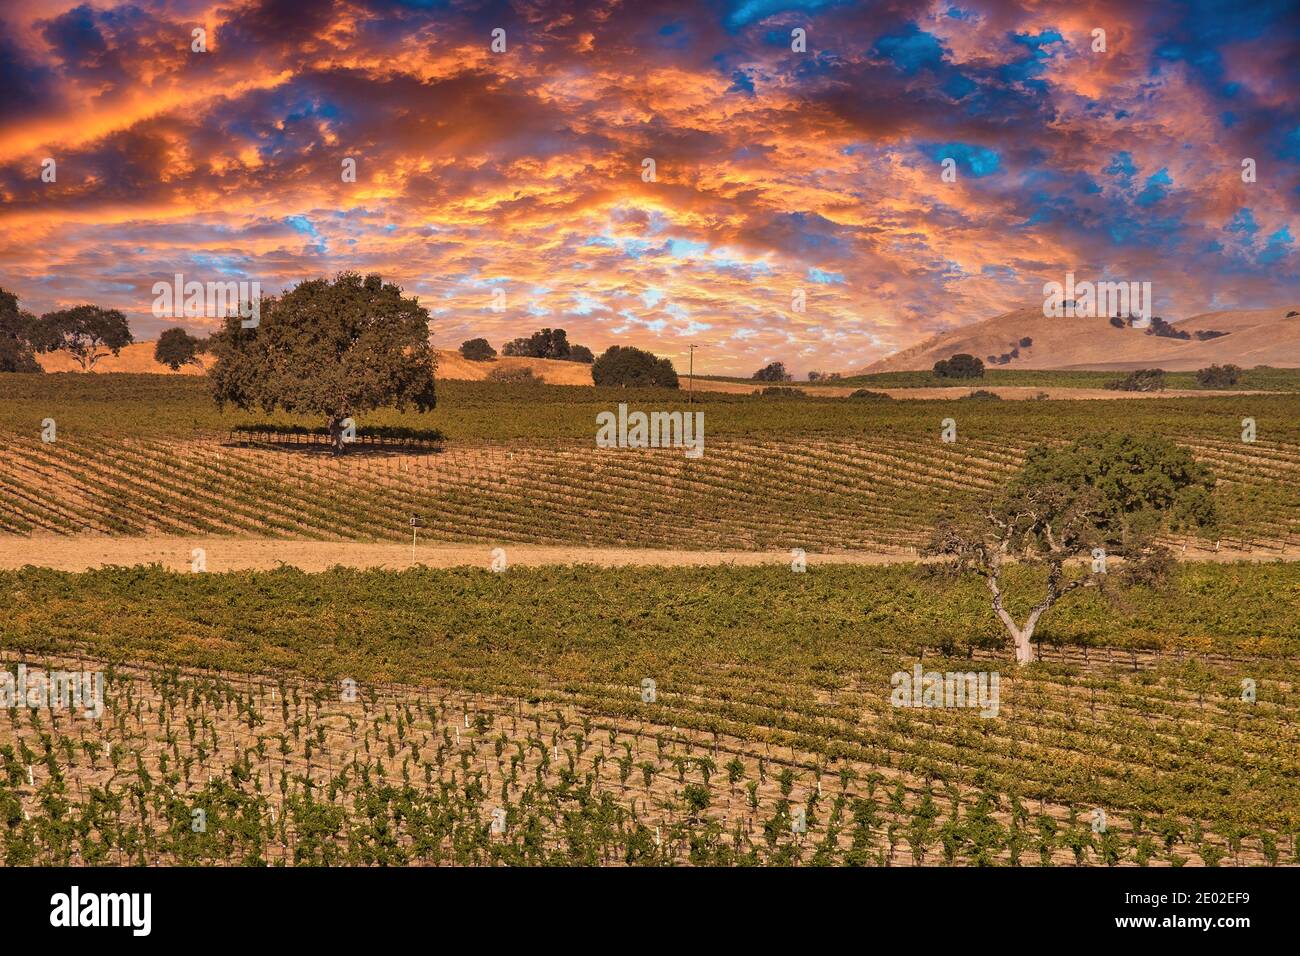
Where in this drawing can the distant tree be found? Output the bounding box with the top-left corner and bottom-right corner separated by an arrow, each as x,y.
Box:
752,361 -> 792,382
1107,369 -> 1165,392
34,304 -> 132,371
0,287 -> 43,373
1019,337 -> 1033,348
502,328 -> 568,359
500,328 -> 595,362
591,346 -> 679,388
208,272 -> 436,453
1195,364 -> 1241,388
926,435 -> 1216,664
154,328 -> 202,370
459,338 -> 497,361
933,354 -> 984,379
754,386 -> 807,398
1145,317 -> 1190,340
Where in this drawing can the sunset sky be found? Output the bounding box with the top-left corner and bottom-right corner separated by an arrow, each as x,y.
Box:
1,0 -> 1297,376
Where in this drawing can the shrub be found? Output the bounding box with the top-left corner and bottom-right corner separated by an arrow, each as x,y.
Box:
459,338 -> 497,361
1195,364 -> 1241,387
933,354 -> 984,379
960,389 -> 1001,400
1109,317 -> 1126,328
1107,369 -> 1166,392
591,346 -> 679,388
1019,337 -> 1033,348
753,386 -> 806,398
849,389 -> 892,400
485,366 -> 544,385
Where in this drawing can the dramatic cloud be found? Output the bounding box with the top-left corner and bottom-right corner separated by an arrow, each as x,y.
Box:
0,0 -> 1296,375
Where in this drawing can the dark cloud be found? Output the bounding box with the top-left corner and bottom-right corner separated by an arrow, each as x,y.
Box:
0,0 -> 1296,372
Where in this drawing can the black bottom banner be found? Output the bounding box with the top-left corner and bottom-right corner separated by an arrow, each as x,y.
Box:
0,865 -> 1279,943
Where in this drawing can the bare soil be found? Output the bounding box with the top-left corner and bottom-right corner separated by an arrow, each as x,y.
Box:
0,536 -> 1294,572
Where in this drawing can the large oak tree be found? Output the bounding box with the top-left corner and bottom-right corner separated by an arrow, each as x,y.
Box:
208,273 -> 437,452
926,434 -> 1216,664
34,304 -> 132,371
0,287 -> 42,373
591,345 -> 679,388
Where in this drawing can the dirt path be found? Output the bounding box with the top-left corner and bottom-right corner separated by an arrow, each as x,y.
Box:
0,536 -> 1295,572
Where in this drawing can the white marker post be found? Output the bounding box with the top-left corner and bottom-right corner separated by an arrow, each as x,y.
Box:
410,516 -> 423,562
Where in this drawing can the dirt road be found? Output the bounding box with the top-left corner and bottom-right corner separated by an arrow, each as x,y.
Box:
0,537 -> 1294,572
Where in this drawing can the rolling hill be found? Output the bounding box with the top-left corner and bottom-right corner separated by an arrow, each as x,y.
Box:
36,343 -> 595,384
861,306 -> 1300,373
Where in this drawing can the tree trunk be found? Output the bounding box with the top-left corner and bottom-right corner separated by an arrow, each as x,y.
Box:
1011,623 -> 1035,664
987,572 -> 1047,665
993,611 -> 1036,664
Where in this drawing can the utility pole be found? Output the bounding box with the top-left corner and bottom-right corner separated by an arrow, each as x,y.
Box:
688,344 -> 698,404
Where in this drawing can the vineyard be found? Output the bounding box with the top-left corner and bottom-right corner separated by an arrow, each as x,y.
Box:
1,374 -> 1298,867
1,563 -> 1298,866
0,432 -> 1296,549
0,374 -> 1298,550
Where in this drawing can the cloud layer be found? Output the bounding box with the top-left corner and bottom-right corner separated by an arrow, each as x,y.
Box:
1,0 -> 1297,375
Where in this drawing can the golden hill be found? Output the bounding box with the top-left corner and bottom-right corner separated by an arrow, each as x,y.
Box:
37,342 -> 212,375
36,343 -> 594,384
862,306 -> 1300,373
